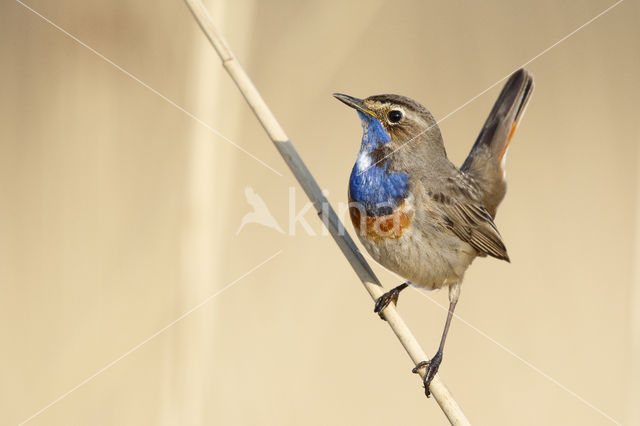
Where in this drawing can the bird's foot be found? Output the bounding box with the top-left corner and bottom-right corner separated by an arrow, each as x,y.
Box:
374,282 -> 409,320
412,350 -> 443,398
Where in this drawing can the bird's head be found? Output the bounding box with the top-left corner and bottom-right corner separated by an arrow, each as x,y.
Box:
333,93 -> 444,158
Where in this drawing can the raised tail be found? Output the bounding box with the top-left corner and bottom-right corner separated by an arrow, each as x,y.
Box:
461,68 -> 534,218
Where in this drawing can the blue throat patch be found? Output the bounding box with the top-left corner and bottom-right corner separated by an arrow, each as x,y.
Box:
348,112 -> 409,217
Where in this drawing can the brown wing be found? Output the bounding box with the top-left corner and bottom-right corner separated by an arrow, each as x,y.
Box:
430,176 -> 510,262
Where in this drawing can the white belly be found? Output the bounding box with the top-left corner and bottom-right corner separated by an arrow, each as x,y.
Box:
357,222 -> 476,290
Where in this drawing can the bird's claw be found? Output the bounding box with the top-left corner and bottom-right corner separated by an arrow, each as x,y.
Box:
411,360 -> 429,374
412,351 -> 443,398
374,288 -> 401,319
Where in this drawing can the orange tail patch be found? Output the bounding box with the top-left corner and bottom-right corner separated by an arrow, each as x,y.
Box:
499,121 -> 518,162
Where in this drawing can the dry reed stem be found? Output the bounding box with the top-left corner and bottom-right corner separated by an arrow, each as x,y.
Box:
183,1 -> 471,424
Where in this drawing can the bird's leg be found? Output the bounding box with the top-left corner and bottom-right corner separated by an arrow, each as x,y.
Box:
374,282 -> 410,319
413,283 -> 460,397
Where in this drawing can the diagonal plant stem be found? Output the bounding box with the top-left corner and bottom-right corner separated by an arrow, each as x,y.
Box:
183,1 -> 470,424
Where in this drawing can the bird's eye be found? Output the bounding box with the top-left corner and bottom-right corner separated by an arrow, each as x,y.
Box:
387,109 -> 403,123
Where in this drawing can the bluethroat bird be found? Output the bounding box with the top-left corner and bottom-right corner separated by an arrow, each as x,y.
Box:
334,69 -> 534,397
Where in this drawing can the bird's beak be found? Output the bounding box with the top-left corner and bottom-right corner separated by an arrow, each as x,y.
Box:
333,93 -> 378,119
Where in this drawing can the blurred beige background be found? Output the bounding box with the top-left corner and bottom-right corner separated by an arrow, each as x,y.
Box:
1,0 -> 639,425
